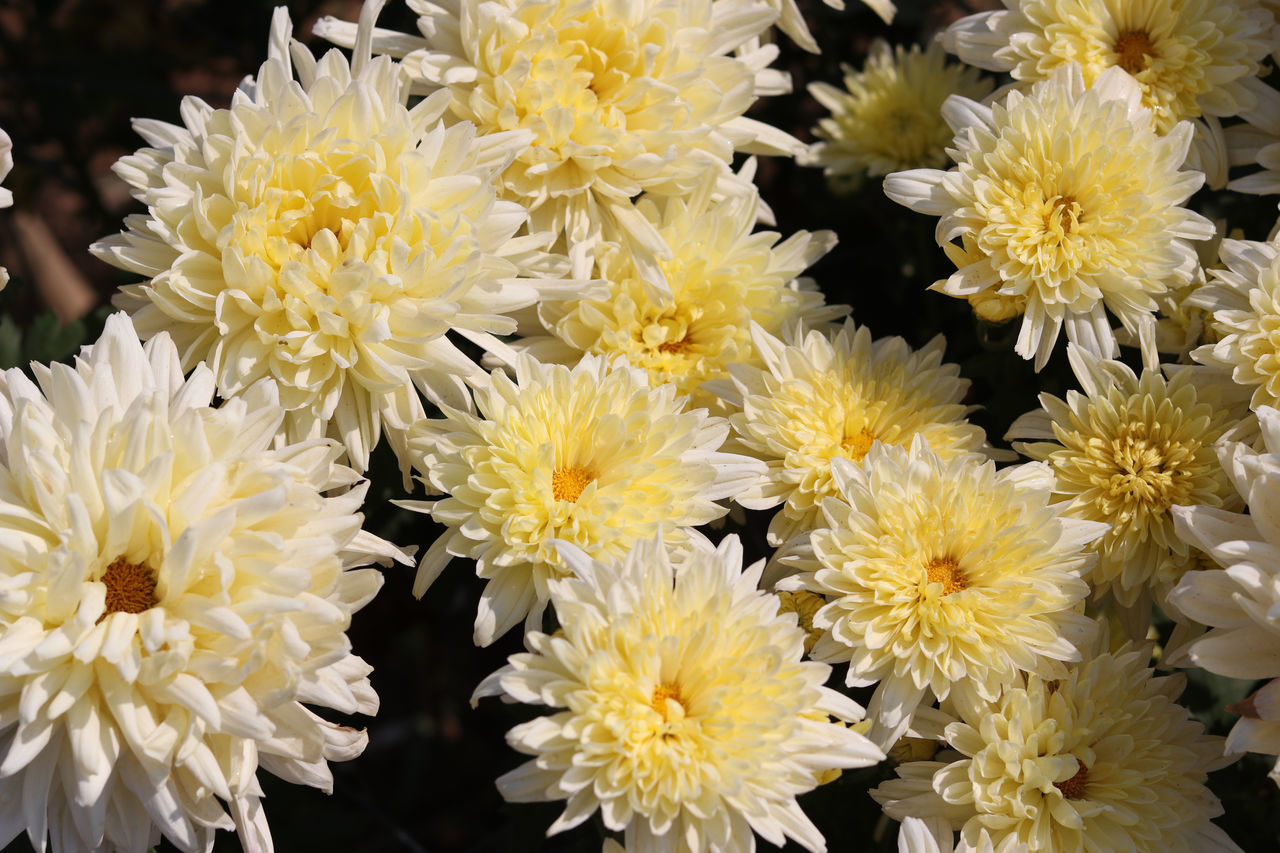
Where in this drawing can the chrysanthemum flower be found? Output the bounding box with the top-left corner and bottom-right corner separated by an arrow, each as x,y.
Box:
516,176 -> 842,410
401,353 -> 763,646
885,64 -> 1213,370
1170,405 -> 1280,786
474,534 -> 884,852
92,3 -> 564,474
0,313 -> 406,852
781,440 -> 1102,746
1007,345 -> 1251,615
714,321 -> 993,546
1189,238 -> 1280,411
805,40 -> 993,180
943,0 -> 1280,179
318,0 -> 802,274
872,638 -> 1239,853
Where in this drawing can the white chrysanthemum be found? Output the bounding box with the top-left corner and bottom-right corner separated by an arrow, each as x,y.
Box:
872,638 -> 1239,853
401,353 -> 763,646
781,440 -> 1102,747
473,534 -> 885,853
0,313 -> 406,853
516,176 -> 842,410
92,3 -> 565,474
885,64 -> 1213,370
943,0 -> 1280,179
1007,345 -> 1250,614
714,321 -> 993,546
805,40 -> 993,180
1170,405 -> 1280,786
1189,238 -> 1280,411
319,0 -> 802,274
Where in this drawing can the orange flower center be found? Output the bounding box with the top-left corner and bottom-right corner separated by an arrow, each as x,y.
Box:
552,467 -> 596,502
841,428 -> 877,461
923,555 -> 967,596
1054,758 -> 1089,800
1114,30 -> 1156,75
650,682 -> 685,721
99,556 -> 158,620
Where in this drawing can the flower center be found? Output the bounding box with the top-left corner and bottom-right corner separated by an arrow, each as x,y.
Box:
99,556 -> 158,620
1045,195 -> 1081,235
650,682 -> 686,722
657,334 -> 690,354
923,555 -> 967,595
552,467 -> 596,502
841,428 -> 877,461
1054,758 -> 1089,800
1114,30 -> 1157,75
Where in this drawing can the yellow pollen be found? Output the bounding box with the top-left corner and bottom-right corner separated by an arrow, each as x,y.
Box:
657,335 -> 690,354
923,555 -> 967,596
1046,195 -> 1080,234
1054,758 -> 1089,800
551,467 -> 596,502
650,682 -> 684,721
841,428 -> 877,461
1114,30 -> 1156,75
99,556 -> 158,620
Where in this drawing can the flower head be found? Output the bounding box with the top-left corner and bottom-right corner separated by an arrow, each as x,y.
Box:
93,4 -> 561,474
783,440 -> 1101,746
0,313 -> 405,852
474,534 -> 884,852
805,40 -> 994,180
403,353 -> 763,645
885,63 -> 1213,370
716,320 -> 993,546
1007,345 -> 1251,612
873,638 -> 1239,853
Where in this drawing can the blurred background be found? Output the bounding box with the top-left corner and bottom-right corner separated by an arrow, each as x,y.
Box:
1,0 -> 1279,849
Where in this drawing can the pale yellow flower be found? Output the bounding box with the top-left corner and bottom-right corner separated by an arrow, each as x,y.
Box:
93,3 -> 563,474
517,176 -> 842,410
782,440 -> 1102,747
1007,345 -> 1251,614
474,534 -> 884,852
873,638 -> 1239,853
0,313 -> 406,853
320,0 -> 802,274
805,40 -> 993,179
886,64 -> 1213,370
715,320 -> 993,546
402,353 -> 764,646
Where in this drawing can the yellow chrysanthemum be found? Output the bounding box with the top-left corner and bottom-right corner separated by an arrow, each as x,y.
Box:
873,639 -> 1239,853
92,4 -> 564,474
782,440 -> 1102,747
715,320 -> 993,546
1007,345 -> 1251,613
944,0 -> 1280,137
805,40 -> 993,180
517,176 -> 842,410
886,63 -> 1213,370
321,0 -> 801,273
0,314 -> 406,852
401,353 -> 763,646
474,534 -> 884,852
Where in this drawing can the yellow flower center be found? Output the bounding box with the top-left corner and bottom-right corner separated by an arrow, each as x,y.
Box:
552,467 -> 596,502
1045,195 -> 1081,235
657,334 -> 691,354
1099,424 -> 1194,517
99,556 -> 158,620
650,682 -> 686,722
1114,30 -> 1157,75
841,428 -> 878,461
1054,757 -> 1089,800
923,555 -> 968,595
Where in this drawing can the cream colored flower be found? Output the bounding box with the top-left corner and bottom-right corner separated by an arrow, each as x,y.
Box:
92,3 -> 564,474
0,313 -> 406,853
943,0 -> 1280,179
873,638 -> 1239,853
402,353 -> 763,646
715,320 -> 993,546
885,64 -> 1213,370
474,534 -> 884,852
805,40 -> 993,180
1007,345 -> 1251,614
1170,405 -> 1280,786
517,176 -> 842,410
319,0 -> 802,275
782,440 -> 1102,747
